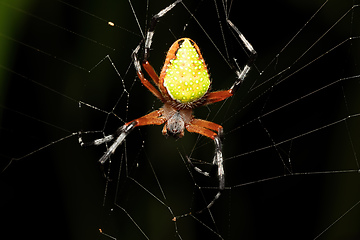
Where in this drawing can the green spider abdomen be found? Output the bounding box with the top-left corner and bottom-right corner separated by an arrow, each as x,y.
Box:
162,38 -> 211,104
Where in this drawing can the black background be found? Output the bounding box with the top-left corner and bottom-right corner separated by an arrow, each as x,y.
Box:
1,0 -> 360,239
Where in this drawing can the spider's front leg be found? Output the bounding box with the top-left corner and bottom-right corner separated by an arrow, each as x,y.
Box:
97,122 -> 137,164
78,122 -> 137,164
186,119 -> 225,209
209,135 -> 225,208
79,109 -> 166,164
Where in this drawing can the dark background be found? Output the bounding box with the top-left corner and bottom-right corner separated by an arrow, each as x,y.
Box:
1,0 -> 360,239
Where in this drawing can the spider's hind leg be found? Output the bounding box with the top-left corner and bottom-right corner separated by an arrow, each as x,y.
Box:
143,0 -> 182,60
226,19 -> 257,94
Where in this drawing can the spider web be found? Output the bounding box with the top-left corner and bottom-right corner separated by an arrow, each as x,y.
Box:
1,0 -> 360,239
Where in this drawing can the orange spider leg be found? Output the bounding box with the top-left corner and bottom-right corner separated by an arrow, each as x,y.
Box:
186,120 -> 221,140
125,109 -> 166,127
85,109 -> 166,164
136,65 -> 164,102
204,90 -> 233,105
142,60 -> 160,86
190,119 -> 223,138
186,118 -> 225,210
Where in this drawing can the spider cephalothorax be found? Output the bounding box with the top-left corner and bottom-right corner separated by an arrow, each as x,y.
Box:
79,0 -> 257,210
161,105 -> 191,138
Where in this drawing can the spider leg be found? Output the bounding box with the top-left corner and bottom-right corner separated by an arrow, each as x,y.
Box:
132,44 -> 164,101
190,119 -> 223,136
204,90 -> 234,105
227,19 -> 257,94
79,109 -> 166,164
131,0 -> 183,100
143,0 -> 182,60
200,20 -> 258,106
185,119 -> 225,209
97,121 -> 137,164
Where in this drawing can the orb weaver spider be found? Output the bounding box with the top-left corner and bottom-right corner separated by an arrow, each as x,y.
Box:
79,0 -> 257,210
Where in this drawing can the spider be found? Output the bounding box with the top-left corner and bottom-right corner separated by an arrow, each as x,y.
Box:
79,0 -> 257,209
